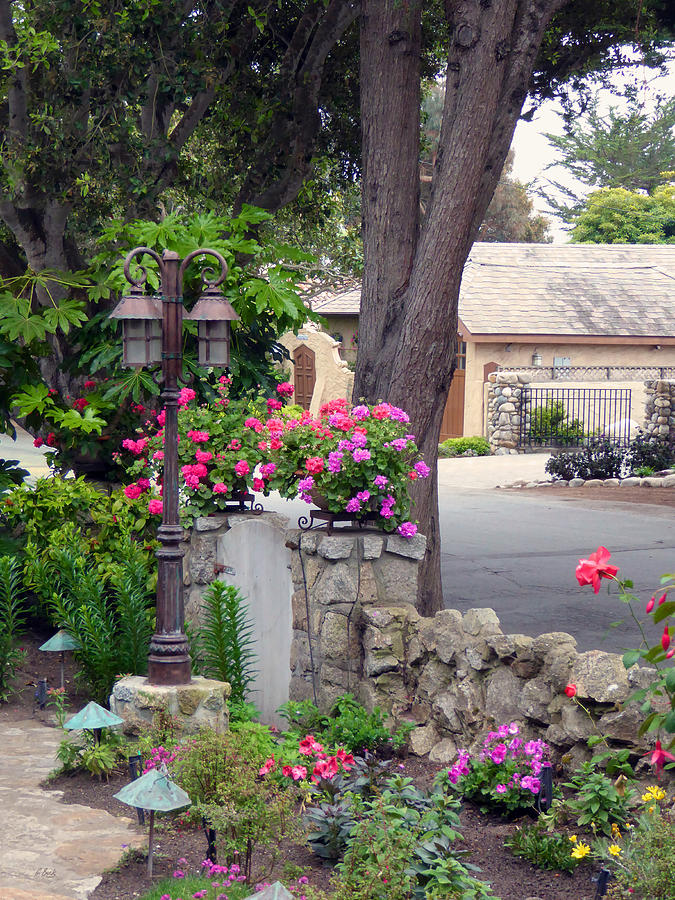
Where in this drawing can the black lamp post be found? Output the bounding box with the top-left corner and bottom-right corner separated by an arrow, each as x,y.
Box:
110,247 -> 238,685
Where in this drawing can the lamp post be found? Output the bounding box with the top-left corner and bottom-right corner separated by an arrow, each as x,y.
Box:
110,247 -> 238,685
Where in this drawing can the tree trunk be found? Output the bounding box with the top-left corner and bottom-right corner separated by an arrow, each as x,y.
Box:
355,0 -> 569,615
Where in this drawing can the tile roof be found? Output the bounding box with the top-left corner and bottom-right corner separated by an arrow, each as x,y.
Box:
311,243 -> 675,338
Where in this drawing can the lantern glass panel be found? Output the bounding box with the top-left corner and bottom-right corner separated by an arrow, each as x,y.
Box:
123,320 -> 162,367
198,320 -> 230,366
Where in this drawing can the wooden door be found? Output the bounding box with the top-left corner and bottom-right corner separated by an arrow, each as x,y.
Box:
439,341 -> 466,441
293,345 -> 316,410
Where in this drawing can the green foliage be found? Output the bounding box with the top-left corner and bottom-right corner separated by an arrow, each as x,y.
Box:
26,527 -> 154,701
135,875 -> 249,900
625,431 -> 675,474
189,581 -> 256,706
529,401 -> 586,447
438,436 -> 491,458
2,475 -> 153,559
544,92 -> 675,222
0,555 -> 27,701
304,799 -> 355,860
545,438 -> 624,480
571,184 -> 675,244
0,459 -> 29,494
563,763 -> 634,836
56,728 -> 125,778
505,822 -> 579,873
611,813 -> 675,899
279,694 -> 413,756
174,728 -> 302,883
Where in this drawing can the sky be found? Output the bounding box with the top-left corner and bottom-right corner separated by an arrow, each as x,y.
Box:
510,57 -> 675,242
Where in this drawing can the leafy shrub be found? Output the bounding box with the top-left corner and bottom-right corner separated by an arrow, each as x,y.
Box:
438,436 -> 490,458
529,400 -> 586,447
505,822 -> 579,873
624,430 -> 674,474
563,763 -> 634,836
56,727 -> 126,778
0,555 -> 27,701
172,728 -> 302,883
188,581 -> 256,706
278,698 -> 328,735
545,438 -> 624,480
304,799 -> 355,860
2,475 -> 151,558
26,525 -> 154,701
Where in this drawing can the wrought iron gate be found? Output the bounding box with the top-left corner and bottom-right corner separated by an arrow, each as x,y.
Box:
520,387 -> 632,449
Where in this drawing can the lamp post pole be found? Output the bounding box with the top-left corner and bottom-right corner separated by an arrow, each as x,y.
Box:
149,250 -> 190,685
119,246 -> 231,686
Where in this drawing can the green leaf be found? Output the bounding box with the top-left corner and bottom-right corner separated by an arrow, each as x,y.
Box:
622,649 -> 641,669
10,383 -> 51,415
663,710 -> 675,733
654,601 -> 675,624
665,669 -> 675,693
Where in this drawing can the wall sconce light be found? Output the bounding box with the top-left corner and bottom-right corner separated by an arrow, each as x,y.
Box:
531,350 -> 542,367
653,345 -> 662,351
504,343 -> 512,352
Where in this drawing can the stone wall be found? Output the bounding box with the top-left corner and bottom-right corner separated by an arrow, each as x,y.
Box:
643,379 -> 675,441
287,530 -> 656,764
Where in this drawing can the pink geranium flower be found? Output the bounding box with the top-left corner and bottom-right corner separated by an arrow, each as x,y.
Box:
234,459 -> 250,477
575,546 -> 619,593
213,482 -> 228,494
148,499 -> 163,515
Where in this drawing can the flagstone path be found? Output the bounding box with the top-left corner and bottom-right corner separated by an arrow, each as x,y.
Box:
0,719 -> 144,900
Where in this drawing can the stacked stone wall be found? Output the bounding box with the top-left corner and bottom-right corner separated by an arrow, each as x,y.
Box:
643,379 -> 675,441
287,531 -> 657,764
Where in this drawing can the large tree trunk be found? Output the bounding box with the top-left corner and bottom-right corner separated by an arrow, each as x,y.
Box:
355,0 -> 569,615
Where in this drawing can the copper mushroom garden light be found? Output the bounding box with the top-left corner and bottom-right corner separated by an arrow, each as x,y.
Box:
110,247 -> 238,685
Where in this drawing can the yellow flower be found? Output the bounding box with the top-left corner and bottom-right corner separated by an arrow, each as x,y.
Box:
569,835 -> 578,843
649,806 -> 655,814
624,822 -> 633,829
608,844 -> 622,857
642,785 -> 666,802
571,842 -> 591,859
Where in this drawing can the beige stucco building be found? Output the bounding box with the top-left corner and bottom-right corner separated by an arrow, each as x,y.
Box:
307,243 -> 675,440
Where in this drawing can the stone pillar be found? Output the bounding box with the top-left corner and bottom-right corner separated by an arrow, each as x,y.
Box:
643,379 -> 675,441
486,372 -> 530,454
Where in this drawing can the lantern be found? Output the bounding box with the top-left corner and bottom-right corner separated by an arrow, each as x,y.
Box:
109,285 -> 162,367
186,284 -> 239,366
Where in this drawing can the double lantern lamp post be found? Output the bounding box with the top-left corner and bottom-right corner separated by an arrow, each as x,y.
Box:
110,247 -> 238,685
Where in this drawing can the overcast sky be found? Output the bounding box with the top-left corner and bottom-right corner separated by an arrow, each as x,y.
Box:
511,57 -> 675,242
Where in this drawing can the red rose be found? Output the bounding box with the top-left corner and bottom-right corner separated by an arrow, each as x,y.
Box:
564,684 -> 577,698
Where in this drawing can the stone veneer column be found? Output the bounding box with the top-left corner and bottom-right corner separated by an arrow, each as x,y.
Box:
486,372 -> 530,454
643,379 -> 675,441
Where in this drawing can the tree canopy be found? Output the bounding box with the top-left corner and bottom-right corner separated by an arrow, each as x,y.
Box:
571,183 -> 675,243
544,91 -> 675,220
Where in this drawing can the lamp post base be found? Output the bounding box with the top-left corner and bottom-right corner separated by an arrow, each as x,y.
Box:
147,636 -> 192,685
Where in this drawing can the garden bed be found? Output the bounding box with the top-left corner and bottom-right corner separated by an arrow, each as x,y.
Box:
43,766 -> 597,900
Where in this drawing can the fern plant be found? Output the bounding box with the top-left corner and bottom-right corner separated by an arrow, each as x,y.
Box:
190,581 -> 256,705
0,555 -> 27,701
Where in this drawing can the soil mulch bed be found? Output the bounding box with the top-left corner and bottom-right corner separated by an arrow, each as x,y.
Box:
506,483 -> 675,509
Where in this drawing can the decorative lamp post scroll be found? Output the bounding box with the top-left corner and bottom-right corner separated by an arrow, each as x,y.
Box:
110,247 -> 238,685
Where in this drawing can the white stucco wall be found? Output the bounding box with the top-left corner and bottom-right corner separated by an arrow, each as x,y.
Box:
280,327 -> 354,415
215,514 -> 293,727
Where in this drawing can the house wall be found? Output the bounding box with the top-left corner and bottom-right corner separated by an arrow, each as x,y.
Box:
465,341 -> 675,438
318,314 -> 359,365
280,327 -> 354,416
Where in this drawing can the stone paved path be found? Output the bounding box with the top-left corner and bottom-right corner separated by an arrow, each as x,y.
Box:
0,719 -> 144,900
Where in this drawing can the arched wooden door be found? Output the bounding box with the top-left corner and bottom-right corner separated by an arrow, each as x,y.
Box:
439,341 -> 466,441
293,344 -> 316,410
